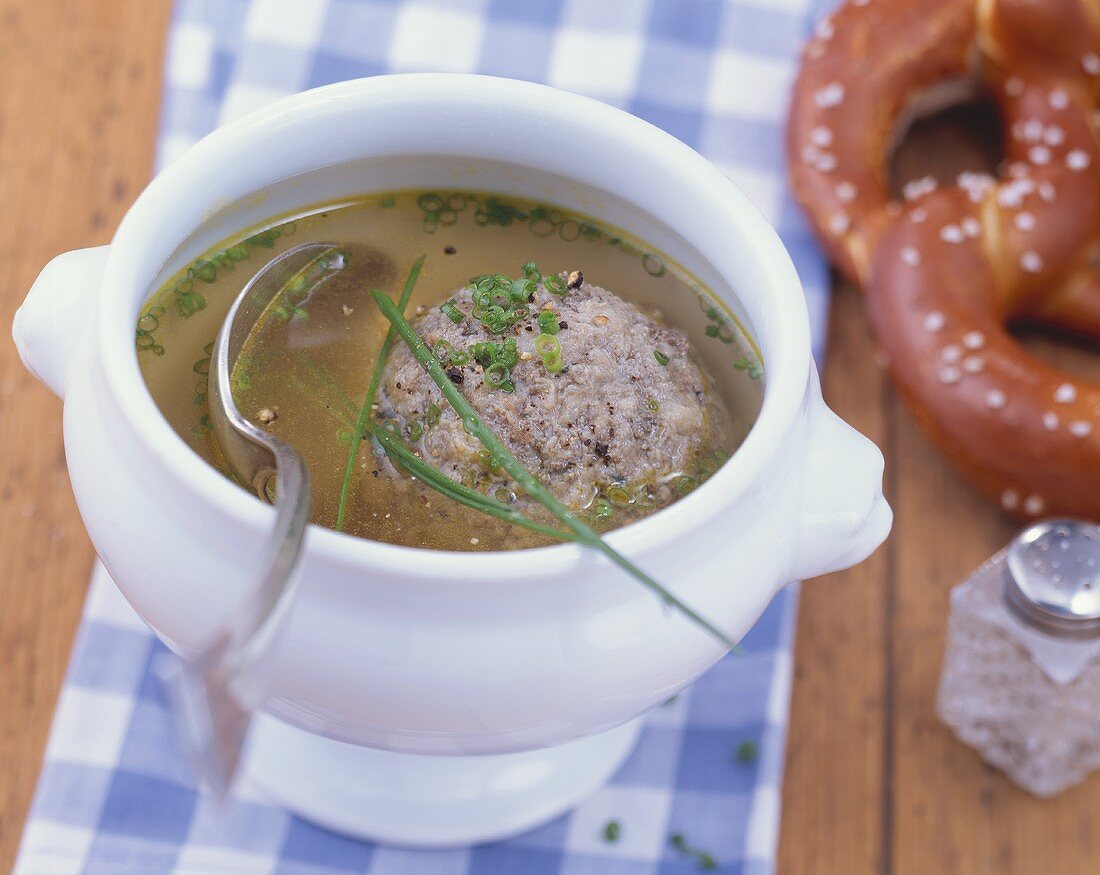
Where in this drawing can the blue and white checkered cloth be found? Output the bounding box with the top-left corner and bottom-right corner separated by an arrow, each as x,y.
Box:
16,1 -> 830,872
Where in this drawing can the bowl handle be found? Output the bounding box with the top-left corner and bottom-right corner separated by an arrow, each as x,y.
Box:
13,246 -> 110,399
788,367 -> 892,582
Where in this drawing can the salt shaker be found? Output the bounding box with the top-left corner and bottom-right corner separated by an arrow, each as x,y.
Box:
937,519 -> 1100,797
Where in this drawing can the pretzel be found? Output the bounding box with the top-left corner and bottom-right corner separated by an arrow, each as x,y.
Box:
788,0 -> 1100,520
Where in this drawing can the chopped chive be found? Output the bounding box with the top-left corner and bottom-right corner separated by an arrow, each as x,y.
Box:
471,341 -> 495,366
646,397 -> 660,413
466,265 -> 547,333
675,474 -> 699,496
372,288 -> 735,651
509,278 -> 533,304
534,333 -> 564,373
484,362 -> 510,388
735,740 -> 759,763
498,338 -> 519,369
483,305 -> 514,334
544,273 -> 567,295
434,339 -> 454,365
426,402 -> 441,426
592,497 -> 613,519
606,485 -> 631,506
440,299 -> 465,324
468,338 -> 518,390
654,349 -> 670,366
477,449 -> 501,472
534,334 -> 561,357
537,310 -> 560,335
603,820 -> 621,843
669,833 -> 718,870
735,356 -> 763,378
534,333 -> 563,373
193,259 -> 216,282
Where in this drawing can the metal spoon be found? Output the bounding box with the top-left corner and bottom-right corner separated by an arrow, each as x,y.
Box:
164,242 -> 346,797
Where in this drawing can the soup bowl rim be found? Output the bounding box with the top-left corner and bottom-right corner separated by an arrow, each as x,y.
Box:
98,73 -> 812,581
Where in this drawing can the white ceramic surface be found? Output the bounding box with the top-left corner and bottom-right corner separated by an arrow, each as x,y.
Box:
14,74 -> 890,842
244,713 -> 644,847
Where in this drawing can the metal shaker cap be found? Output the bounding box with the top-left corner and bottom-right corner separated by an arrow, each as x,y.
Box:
1004,519 -> 1100,638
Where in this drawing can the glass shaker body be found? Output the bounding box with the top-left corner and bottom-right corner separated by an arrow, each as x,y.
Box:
937,520 -> 1100,797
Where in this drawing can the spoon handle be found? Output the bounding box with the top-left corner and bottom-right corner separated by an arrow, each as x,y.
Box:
163,444 -> 310,797
163,243 -> 340,796
167,409 -> 314,792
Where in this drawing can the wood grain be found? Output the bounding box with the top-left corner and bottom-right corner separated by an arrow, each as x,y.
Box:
780,99 -> 1100,874
0,0 -> 170,869
3,5 -> 1100,874
779,277 -> 892,875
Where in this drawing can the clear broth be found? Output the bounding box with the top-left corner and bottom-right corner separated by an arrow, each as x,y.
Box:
137,190 -> 764,551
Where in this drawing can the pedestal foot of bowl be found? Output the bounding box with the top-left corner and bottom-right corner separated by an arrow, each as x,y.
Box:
241,713 -> 644,847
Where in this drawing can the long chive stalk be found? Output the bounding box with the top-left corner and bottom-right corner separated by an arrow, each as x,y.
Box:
335,255 -> 426,531
299,352 -> 576,539
371,289 -> 733,648
368,425 -> 576,541
296,259 -> 571,538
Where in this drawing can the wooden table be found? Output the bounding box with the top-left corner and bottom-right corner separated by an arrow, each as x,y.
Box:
0,3 -> 1097,873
